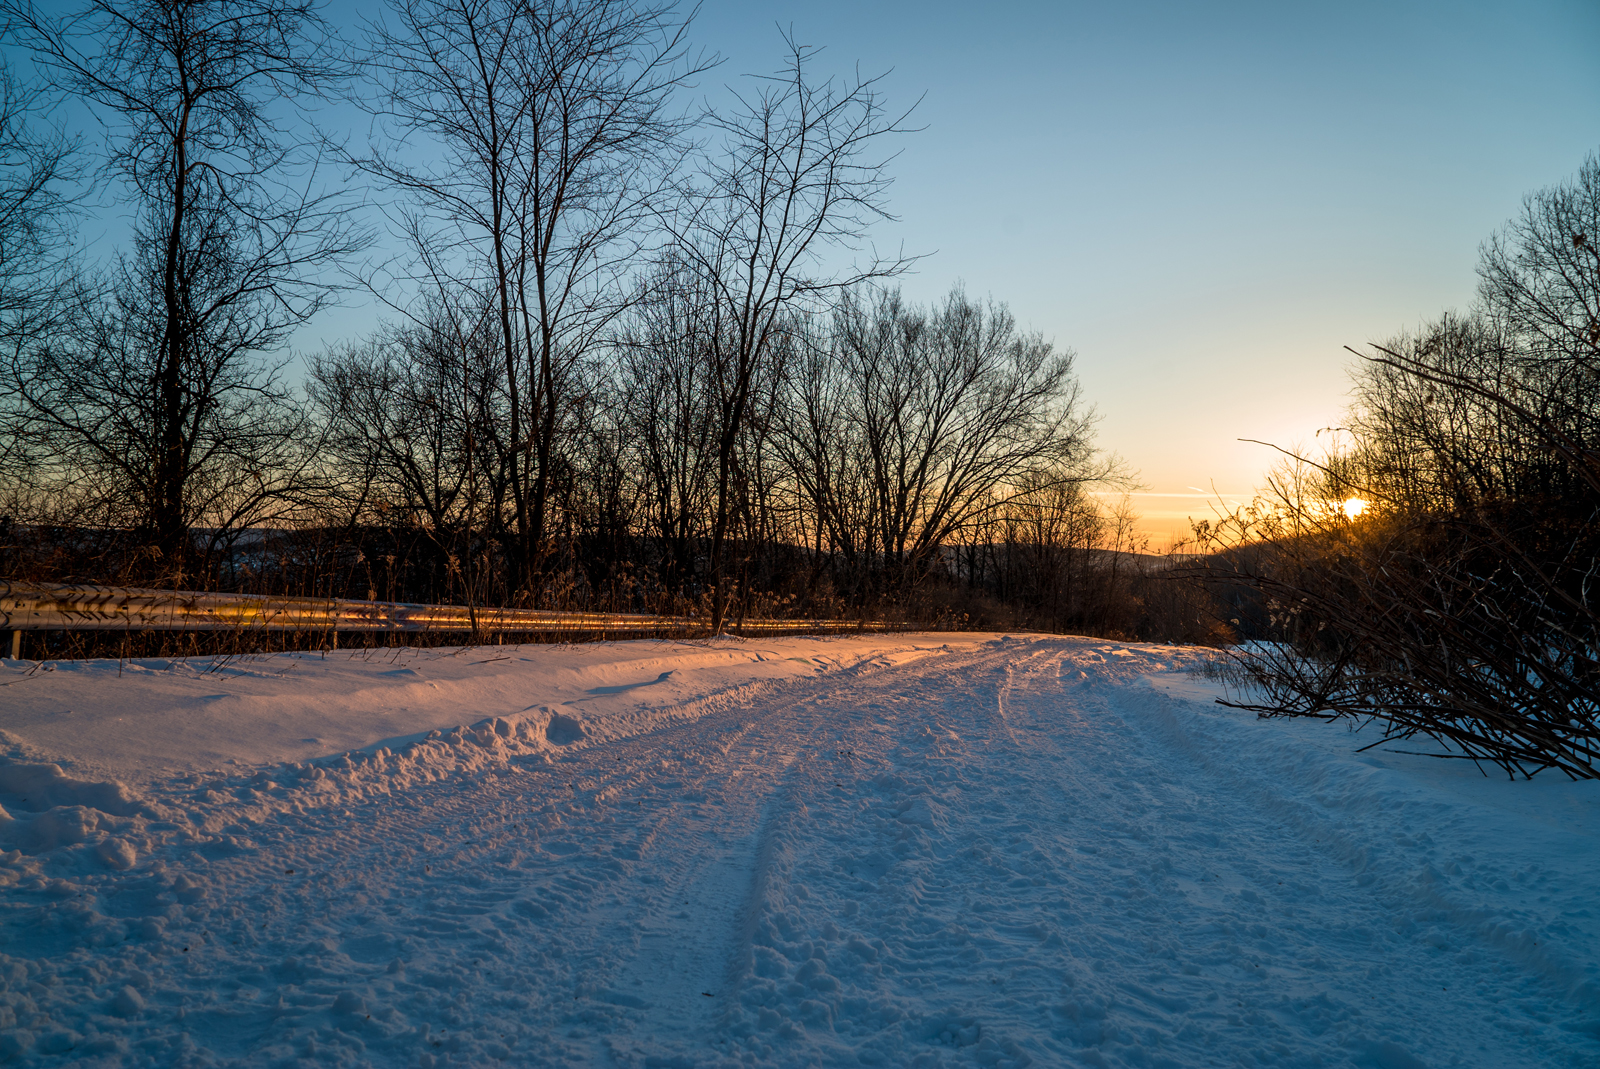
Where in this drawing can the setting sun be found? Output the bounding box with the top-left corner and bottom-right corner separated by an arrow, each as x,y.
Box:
1342,497 -> 1369,520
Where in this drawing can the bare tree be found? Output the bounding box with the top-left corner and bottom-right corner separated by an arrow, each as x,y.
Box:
1,0 -> 364,578
0,58 -> 81,522
356,0 -> 709,602
829,286 -> 1101,596
310,301 -> 503,535
997,468 -> 1106,624
672,32 -> 915,631
611,259 -> 719,596
772,310 -> 877,603
1478,153 -> 1600,374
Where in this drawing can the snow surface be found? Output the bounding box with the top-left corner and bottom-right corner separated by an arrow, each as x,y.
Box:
0,633 -> 1596,1067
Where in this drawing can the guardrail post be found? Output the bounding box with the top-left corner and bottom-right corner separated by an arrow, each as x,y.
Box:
9,630 -> 19,661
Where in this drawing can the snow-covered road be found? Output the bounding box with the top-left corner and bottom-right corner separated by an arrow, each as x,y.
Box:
1,635 -> 1597,1067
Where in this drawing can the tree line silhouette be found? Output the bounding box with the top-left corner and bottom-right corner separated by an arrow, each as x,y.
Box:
0,0 -> 1211,646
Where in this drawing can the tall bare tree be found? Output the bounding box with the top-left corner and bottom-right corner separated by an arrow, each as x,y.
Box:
0,59 -> 81,522
357,0 -> 708,601
1,0 -> 364,577
672,32 -> 915,631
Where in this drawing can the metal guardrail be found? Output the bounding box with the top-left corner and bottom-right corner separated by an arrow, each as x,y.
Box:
0,582 -> 887,644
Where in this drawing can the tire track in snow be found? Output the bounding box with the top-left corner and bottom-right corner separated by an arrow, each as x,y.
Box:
701,640 -> 1085,1066
596,643 -> 1024,1067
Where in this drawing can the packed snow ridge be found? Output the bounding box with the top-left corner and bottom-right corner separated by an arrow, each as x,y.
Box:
0,633 -> 1596,1067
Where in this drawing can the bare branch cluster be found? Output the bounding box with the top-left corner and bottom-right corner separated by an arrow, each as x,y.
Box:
1194,155 -> 1600,778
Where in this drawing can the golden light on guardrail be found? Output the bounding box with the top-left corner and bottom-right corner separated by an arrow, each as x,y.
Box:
0,583 -> 889,637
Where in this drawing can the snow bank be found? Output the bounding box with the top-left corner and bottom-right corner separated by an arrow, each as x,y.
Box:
0,635 -> 975,865
0,633 -> 970,781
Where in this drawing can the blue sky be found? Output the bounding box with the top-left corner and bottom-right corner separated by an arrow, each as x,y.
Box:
683,0 -> 1600,542
26,0 -> 1600,545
